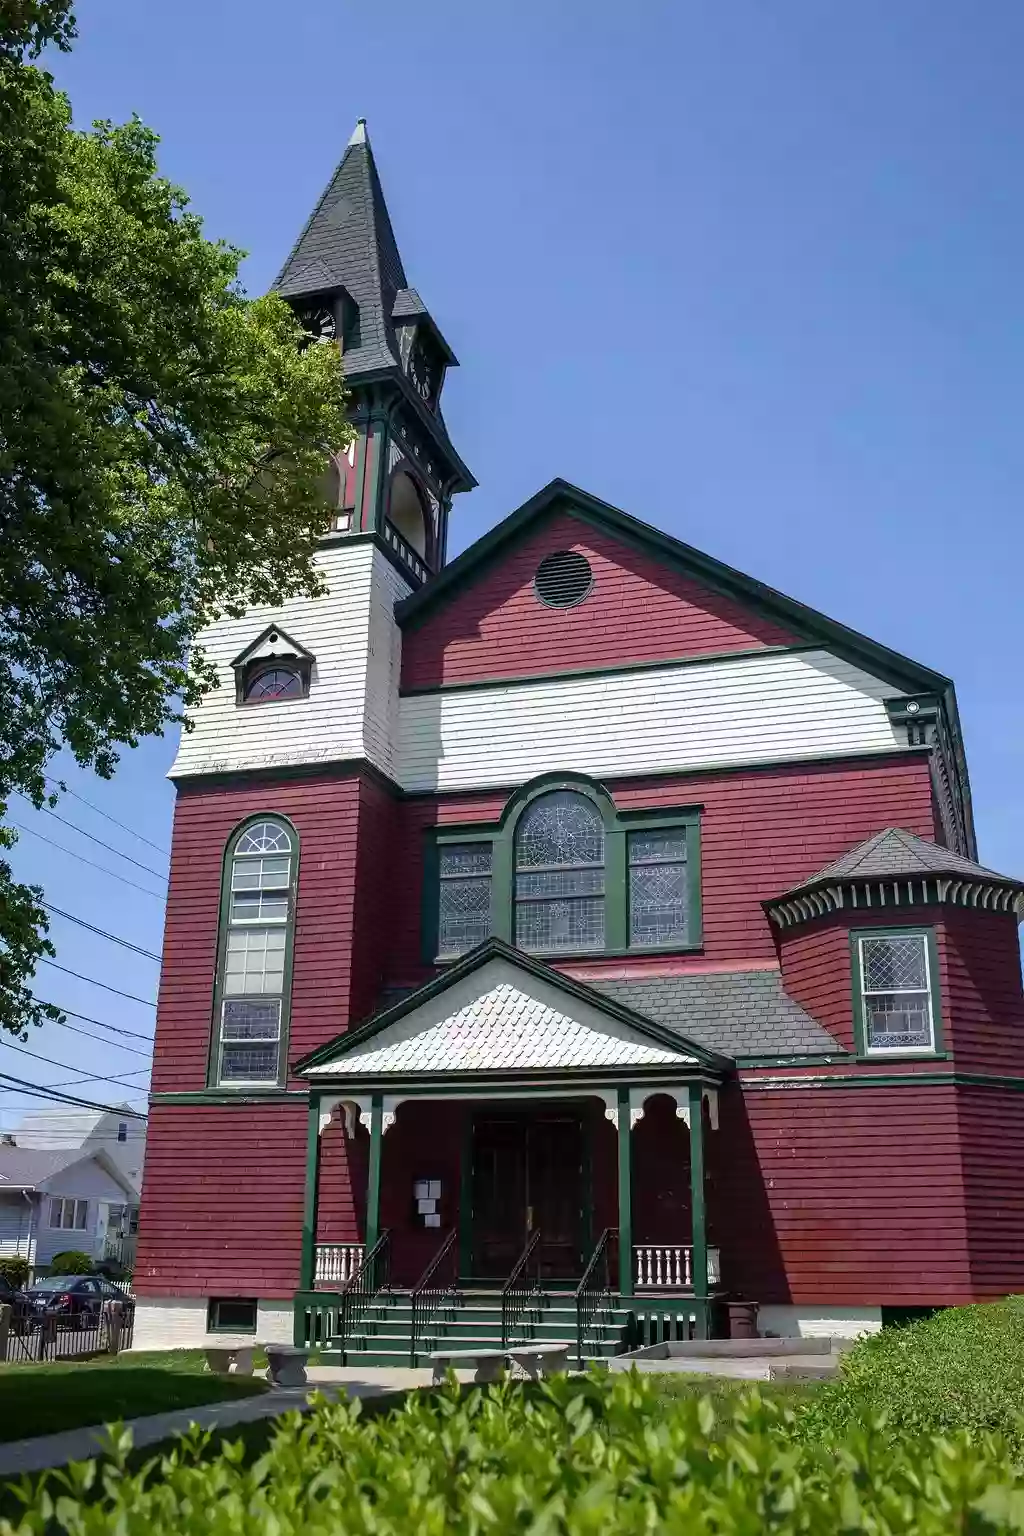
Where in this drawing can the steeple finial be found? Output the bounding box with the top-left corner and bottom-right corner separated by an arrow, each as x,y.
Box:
348,118 -> 368,147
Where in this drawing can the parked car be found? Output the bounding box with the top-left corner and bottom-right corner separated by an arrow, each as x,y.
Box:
20,1275 -> 127,1328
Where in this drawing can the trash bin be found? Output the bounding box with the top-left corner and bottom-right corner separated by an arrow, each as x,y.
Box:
727,1300 -> 759,1339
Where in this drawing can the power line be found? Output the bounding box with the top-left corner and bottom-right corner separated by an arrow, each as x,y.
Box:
33,1000 -> 153,1053
44,775 -> 169,857
27,1071 -> 150,1091
0,1072 -> 147,1118
41,903 -> 161,963
38,960 -> 156,1008
17,797 -> 168,883
8,819 -> 165,901
1,1040 -> 151,1088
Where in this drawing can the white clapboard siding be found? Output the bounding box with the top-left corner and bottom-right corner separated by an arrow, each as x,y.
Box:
397,649 -> 905,793
0,1196 -> 33,1262
171,545 -> 410,780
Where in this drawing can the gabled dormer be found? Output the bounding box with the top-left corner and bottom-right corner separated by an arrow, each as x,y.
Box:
230,625 -> 315,706
272,120 -> 475,589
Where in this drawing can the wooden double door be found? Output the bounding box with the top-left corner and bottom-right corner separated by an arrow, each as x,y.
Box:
471,1110 -> 585,1280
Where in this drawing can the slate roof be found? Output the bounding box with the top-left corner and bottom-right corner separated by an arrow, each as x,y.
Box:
0,1148 -> 90,1189
587,971 -> 840,1057
778,828 -> 1021,895
374,966 -> 840,1061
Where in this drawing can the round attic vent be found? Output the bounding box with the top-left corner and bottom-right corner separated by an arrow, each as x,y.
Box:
534,550 -> 594,609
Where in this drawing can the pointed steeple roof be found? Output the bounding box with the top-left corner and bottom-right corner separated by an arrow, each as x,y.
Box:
273,119 -> 421,379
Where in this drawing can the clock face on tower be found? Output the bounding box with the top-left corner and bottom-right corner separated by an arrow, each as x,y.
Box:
408,339 -> 436,404
296,305 -> 337,346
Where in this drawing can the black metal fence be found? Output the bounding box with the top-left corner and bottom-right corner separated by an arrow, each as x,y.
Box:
2,1297 -> 135,1363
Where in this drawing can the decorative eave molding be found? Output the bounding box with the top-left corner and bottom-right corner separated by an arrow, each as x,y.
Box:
765,876 -> 1024,931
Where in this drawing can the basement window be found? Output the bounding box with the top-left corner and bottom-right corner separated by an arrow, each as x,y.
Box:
207,1298 -> 258,1334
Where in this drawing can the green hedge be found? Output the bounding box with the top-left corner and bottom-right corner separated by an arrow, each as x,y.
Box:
47,1252 -> 94,1276
0,1256 -> 28,1290
6,1371 -> 1024,1533
802,1296 -> 1024,1451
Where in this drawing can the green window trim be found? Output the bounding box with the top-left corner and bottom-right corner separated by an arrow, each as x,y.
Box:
208,813 -> 299,1090
207,1297 -> 258,1335
422,775 -> 702,964
850,926 -> 944,1059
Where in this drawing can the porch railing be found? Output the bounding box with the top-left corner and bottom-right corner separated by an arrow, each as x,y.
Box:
634,1244 -> 721,1290
314,1242 -> 364,1289
575,1227 -> 617,1367
409,1229 -> 459,1363
501,1229 -> 543,1349
338,1230 -> 392,1362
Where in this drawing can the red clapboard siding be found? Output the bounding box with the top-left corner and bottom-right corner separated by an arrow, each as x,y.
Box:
777,924 -> 855,1049
717,1082 -> 973,1306
401,509 -> 798,690
135,1103 -> 306,1296
958,1088 -> 1024,1296
316,1115 -> 367,1245
941,911 -> 1024,1074
153,769 -> 399,1094
388,755 -> 937,985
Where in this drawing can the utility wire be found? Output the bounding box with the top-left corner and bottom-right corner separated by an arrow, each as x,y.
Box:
26,1070 -> 150,1091
16,796 -> 168,883
41,903 -> 161,963
0,1072 -> 147,1118
8,820 -> 165,901
38,960 -> 156,1008
34,1000 -> 153,1051
44,775 -> 170,857
1,1039 -> 151,1088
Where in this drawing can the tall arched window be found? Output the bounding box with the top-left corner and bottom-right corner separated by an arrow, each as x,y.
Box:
213,817 -> 298,1086
514,790 -> 605,953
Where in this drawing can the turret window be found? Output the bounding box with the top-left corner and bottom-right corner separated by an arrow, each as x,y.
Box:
851,928 -> 941,1055
213,817 -> 298,1087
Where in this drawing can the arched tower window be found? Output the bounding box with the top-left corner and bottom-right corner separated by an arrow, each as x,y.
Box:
388,470 -> 428,557
213,817 -> 298,1086
514,790 -> 606,953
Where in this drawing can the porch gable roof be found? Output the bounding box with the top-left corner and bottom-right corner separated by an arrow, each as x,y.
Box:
294,939 -> 731,1080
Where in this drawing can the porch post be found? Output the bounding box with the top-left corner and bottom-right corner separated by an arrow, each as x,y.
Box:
616,1085 -> 633,1297
299,1092 -> 321,1293
688,1082 -> 708,1339
365,1093 -> 384,1252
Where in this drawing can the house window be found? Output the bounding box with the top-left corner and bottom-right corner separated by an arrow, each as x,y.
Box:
117,1122 -> 128,1143
428,778 -> 702,961
243,663 -> 305,703
854,930 -> 938,1054
212,818 -> 297,1087
514,790 -> 606,953
438,844 -> 493,959
49,1198 -> 88,1230
208,1298 -> 258,1334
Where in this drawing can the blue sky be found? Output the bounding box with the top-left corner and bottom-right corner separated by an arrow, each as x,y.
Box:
5,0 -> 1023,1123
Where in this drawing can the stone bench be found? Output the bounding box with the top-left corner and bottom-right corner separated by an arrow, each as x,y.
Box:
506,1342 -> 571,1379
204,1342 -> 256,1377
264,1344 -> 309,1388
429,1347 -> 505,1385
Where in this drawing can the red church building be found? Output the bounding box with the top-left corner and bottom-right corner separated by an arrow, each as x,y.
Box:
134,121 -> 1024,1359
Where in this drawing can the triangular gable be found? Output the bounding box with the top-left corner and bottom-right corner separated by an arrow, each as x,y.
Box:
229,624 -> 314,672
396,480 -> 949,702
295,939 -> 729,1079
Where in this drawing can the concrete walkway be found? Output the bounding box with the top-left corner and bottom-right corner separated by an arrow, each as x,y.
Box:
0,1366 -> 436,1479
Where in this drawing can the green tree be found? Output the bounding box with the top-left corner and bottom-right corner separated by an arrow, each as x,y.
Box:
0,3 -> 351,1037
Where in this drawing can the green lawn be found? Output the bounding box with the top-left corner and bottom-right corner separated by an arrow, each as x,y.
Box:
644,1374 -> 822,1411
0,1350 -> 267,1442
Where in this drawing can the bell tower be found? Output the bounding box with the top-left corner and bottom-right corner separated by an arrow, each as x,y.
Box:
273,119 -> 475,585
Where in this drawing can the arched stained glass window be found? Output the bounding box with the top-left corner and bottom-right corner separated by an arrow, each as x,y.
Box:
244,664 -> 304,703
514,790 -> 606,953
214,816 -> 298,1086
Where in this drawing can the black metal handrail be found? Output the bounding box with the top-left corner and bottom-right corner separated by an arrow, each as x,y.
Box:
501,1228 -> 543,1349
575,1228 -> 617,1367
338,1229 -> 392,1362
409,1229 -> 459,1363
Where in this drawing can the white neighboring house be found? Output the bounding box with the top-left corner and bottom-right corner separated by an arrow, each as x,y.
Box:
11,1104 -> 146,1191
0,1148 -> 139,1274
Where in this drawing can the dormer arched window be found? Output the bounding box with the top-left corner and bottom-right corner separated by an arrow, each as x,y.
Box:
230,626 -> 314,706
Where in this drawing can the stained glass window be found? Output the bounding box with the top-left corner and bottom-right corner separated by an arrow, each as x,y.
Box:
514,791 -> 605,952
438,844 -> 493,958
859,934 -> 934,1051
217,817 -> 296,1084
629,830 -> 688,946
244,664 -> 304,702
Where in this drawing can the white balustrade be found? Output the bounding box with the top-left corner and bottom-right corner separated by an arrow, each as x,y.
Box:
314,1243 -> 363,1289
634,1245 -> 721,1290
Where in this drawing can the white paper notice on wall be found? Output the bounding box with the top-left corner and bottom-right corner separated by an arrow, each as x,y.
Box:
417,1199 -> 436,1215
425,1213 -> 441,1228
414,1180 -> 431,1201
428,1181 -> 441,1199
